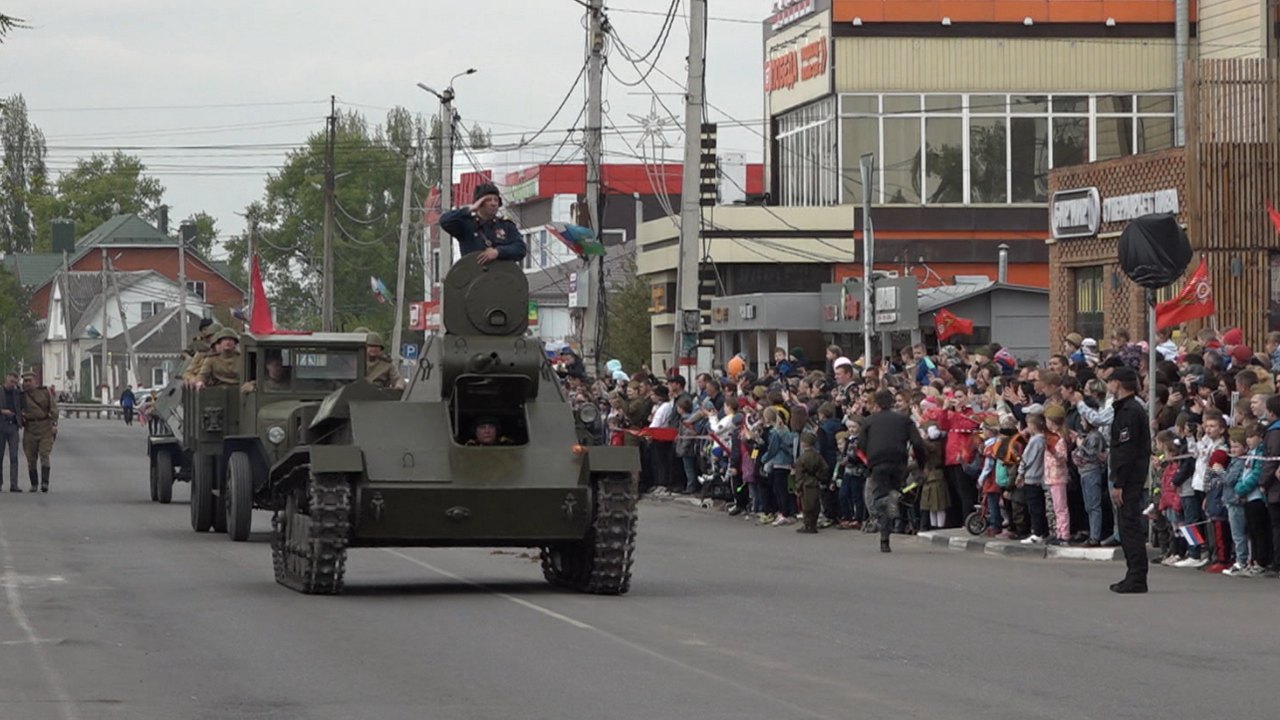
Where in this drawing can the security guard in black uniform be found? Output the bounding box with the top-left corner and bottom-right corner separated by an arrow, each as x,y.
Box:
1106,366 -> 1150,594
438,182 -> 528,264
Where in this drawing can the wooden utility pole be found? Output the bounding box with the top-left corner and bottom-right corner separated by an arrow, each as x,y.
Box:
99,248 -> 110,401
107,256 -> 141,389
391,152 -> 416,363
322,95 -> 337,331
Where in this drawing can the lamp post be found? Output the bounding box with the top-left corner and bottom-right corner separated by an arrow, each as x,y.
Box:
417,68 -> 476,288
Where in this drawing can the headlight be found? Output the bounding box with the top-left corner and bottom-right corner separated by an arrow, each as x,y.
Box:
576,403 -> 599,425
267,425 -> 287,445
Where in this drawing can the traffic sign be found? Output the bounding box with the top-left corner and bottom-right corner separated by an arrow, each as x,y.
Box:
401,344 -> 420,361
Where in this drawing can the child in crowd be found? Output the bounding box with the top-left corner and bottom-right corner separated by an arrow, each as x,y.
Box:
917,420 -> 950,531
1071,414 -> 1108,546
792,432 -> 829,534
1203,447 -> 1233,573
1042,404 -> 1072,546
1154,430 -> 1186,565
1221,428 -> 1251,576
837,424 -> 868,529
976,416 -> 1003,537
1017,413 -> 1049,545
759,407 -> 796,526
1235,422 -> 1273,574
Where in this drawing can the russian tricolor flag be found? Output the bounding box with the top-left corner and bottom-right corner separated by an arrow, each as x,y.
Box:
1179,524 -> 1205,547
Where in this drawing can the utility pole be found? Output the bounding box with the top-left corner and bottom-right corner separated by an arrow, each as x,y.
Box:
60,250 -> 73,389
177,221 -> 188,354
581,0 -> 606,374
391,151 -> 416,363
107,256 -> 141,388
859,153 -> 876,368
674,0 -> 707,376
438,93 -> 455,281
100,248 -> 110,401
322,95 -> 337,331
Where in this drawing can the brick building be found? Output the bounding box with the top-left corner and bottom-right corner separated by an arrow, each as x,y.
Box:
1047,149 -> 1187,345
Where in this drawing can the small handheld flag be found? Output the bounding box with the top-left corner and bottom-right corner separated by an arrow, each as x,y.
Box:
1179,524 -> 1205,547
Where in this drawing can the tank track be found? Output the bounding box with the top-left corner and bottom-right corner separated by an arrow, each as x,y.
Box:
541,474 -> 638,595
271,470 -> 352,595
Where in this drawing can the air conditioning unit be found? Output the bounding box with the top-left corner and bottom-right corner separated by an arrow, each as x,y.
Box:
954,275 -> 990,285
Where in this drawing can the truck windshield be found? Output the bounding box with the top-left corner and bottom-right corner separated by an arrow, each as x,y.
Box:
262,348 -> 360,393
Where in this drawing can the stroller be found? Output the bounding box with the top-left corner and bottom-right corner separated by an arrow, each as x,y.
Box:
696,442 -> 735,506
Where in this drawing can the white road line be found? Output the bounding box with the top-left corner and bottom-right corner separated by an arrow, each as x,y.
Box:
381,548 -> 841,720
0,515 -> 81,720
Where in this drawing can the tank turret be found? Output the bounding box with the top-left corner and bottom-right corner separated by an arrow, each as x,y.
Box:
442,253 -> 529,337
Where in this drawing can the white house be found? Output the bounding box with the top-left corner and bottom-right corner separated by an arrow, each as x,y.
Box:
43,269 -> 208,399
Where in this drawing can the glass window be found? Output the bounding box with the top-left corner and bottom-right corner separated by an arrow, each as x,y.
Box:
925,95 -> 962,113
883,95 -> 920,115
1010,117 -> 1048,203
840,117 -> 878,203
970,95 -> 1006,115
1073,266 -> 1105,340
1139,116 -> 1174,153
1052,96 -> 1088,114
1052,116 -> 1089,169
924,117 -> 963,203
969,117 -> 1007,203
1010,95 -> 1048,114
1138,95 -> 1175,113
882,117 -> 921,203
1096,115 -> 1134,161
1098,95 -> 1134,113
842,95 -> 878,115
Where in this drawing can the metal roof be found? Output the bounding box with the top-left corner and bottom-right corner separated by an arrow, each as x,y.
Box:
916,281 -> 1047,314
75,214 -> 170,249
3,253 -> 65,288
244,332 -> 368,347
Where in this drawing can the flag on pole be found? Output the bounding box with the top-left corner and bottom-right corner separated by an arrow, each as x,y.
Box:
1268,201 -> 1280,235
1179,523 -> 1205,547
545,223 -> 606,257
248,255 -> 309,336
1155,256 -> 1214,330
933,308 -> 974,342
370,276 -> 391,304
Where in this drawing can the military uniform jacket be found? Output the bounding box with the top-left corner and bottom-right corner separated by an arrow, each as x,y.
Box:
793,448 -> 829,489
1108,394 -> 1150,490
22,387 -> 57,433
199,351 -> 242,387
439,208 -> 528,260
366,354 -> 402,389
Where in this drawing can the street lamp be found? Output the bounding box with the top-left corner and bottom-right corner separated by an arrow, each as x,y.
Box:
416,68 -> 476,287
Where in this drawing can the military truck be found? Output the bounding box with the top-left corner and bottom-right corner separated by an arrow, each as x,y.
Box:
146,379 -> 188,504
267,253 -> 640,595
149,332 -> 377,541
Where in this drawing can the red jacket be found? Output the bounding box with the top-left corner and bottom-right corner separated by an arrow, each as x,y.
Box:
939,409 -> 979,466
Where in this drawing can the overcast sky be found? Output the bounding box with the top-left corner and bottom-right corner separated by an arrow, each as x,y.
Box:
1,0 -> 765,251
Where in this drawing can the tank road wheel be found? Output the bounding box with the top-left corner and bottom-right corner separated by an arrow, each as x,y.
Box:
149,463 -> 159,502
271,471 -> 352,595
156,450 -> 175,505
190,455 -> 215,532
541,474 -> 638,595
226,452 -> 254,542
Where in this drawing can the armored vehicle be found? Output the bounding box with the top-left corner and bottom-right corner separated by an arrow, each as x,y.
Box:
267,252 -> 640,595
147,379 -> 189,504
149,332 -> 377,541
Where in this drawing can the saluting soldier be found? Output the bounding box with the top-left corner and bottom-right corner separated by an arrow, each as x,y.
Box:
439,183 -> 528,264
20,373 -> 58,493
196,328 -> 242,389
364,332 -> 403,390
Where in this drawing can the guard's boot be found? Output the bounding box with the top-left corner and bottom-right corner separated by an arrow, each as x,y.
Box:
28,467 -> 38,492
880,529 -> 892,553
40,466 -> 49,493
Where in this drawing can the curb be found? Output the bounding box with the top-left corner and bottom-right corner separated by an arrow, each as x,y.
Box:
915,531 -> 1124,561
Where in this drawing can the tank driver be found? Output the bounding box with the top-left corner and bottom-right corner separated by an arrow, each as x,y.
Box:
439,182 -> 527,265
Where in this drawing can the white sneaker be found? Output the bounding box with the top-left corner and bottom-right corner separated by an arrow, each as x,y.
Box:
771,515 -> 788,527
1173,557 -> 1204,568
1223,563 -> 1246,576
1244,564 -> 1267,577
1161,555 -> 1183,567
1020,534 -> 1043,545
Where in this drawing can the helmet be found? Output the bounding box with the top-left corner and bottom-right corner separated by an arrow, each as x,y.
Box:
366,331 -> 385,348
352,326 -> 371,334
212,327 -> 240,344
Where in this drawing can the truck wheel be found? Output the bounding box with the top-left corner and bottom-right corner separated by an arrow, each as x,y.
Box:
190,455 -> 215,532
156,450 -> 175,505
226,452 -> 253,542
149,464 -> 159,502
212,467 -> 228,534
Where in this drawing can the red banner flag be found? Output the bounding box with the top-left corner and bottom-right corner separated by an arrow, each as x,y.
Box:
249,255 -> 310,336
1155,256 -> 1214,330
934,308 -> 974,342
1268,201 -> 1280,235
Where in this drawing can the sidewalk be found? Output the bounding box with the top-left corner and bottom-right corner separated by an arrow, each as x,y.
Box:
915,528 -> 1127,561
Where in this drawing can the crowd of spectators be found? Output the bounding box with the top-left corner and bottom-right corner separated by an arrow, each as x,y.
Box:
559,326 -> 1280,575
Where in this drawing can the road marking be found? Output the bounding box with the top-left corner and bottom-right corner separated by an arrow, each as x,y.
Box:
381,548 -> 842,720
0,519 -> 81,720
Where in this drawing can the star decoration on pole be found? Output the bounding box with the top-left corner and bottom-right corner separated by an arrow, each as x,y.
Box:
627,97 -> 673,152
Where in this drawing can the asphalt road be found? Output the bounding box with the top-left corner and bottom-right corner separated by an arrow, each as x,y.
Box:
0,419 -> 1271,720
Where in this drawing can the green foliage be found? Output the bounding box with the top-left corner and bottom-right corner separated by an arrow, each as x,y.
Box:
225,108 -> 447,331
0,265 -> 33,373
467,123 -> 491,150
0,13 -> 27,42
183,211 -> 219,257
602,258 -> 652,375
32,150 -> 166,249
0,93 -> 48,253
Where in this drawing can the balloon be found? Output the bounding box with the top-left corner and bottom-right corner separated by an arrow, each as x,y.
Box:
727,356 -> 745,378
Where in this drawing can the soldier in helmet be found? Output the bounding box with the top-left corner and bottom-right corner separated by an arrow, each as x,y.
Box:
186,317 -> 216,358
184,322 -> 222,384
364,332 -> 403,390
20,372 -> 58,493
196,328 -> 242,389
439,182 -> 527,265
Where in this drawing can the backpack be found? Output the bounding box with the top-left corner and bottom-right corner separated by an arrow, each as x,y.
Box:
992,433 -> 1025,489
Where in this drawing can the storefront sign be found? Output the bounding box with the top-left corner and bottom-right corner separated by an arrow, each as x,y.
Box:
765,36 -> 827,93
505,176 -> 540,204
769,0 -> 817,31
1050,187 -> 1102,239
1102,189 -> 1180,224
764,9 -> 832,115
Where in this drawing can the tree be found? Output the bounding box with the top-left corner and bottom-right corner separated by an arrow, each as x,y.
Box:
0,14 -> 27,42
468,123 -> 491,150
0,265 -> 33,373
602,258 -> 652,375
31,151 -> 165,249
0,94 -> 48,253
183,211 -> 219,257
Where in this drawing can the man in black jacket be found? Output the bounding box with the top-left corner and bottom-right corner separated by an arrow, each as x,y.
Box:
438,183 -> 527,265
861,389 -> 926,553
0,372 -> 22,492
1257,394 -> 1280,573
1106,367 -> 1150,594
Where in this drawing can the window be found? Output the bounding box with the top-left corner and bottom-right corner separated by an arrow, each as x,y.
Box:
835,92 -> 1177,206
140,301 -> 165,320
776,97 -> 839,206
151,367 -> 167,387
186,281 -> 206,300
1073,266 -> 1105,341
